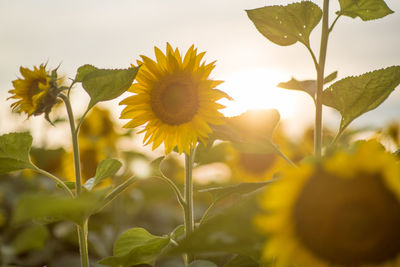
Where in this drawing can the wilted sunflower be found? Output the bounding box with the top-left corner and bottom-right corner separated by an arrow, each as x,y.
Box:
255,140 -> 400,267
8,64 -> 61,119
120,43 -> 230,154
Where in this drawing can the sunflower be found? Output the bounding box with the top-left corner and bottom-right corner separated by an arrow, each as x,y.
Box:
255,140 -> 400,267
119,43 -> 230,154
8,64 -> 60,118
63,107 -> 119,183
227,143 -> 284,182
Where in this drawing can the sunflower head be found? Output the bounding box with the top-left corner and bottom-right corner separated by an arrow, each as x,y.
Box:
8,64 -> 63,122
120,43 -> 231,154
256,140 -> 400,266
79,106 -> 119,147
227,143 -> 282,182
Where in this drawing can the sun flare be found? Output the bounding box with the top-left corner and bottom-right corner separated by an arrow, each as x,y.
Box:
219,68 -> 299,118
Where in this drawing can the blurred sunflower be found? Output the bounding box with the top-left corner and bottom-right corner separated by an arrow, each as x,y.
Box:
63,107 -> 119,183
227,144 -> 284,182
8,64 -> 60,118
256,140 -> 400,266
120,43 -> 230,154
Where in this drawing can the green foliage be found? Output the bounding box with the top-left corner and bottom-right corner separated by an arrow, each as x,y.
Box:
323,66 -> 400,133
13,192 -> 105,224
188,260 -> 218,267
84,159 -> 122,191
194,142 -> 230,165
278,71 -> 338,101
99,228 -> 170,267
12,224 -> 49,254
337,0 -> 394,21
211,109 -> 280,154
199,181 -> 272,201
223,255 -> 259,267
0,132 -> 35,174
246,1 -> 322,47
172,192 -> 263,262
75,64 -> 140,109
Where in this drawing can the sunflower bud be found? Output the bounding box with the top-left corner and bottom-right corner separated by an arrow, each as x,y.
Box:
8,64 -> 64,123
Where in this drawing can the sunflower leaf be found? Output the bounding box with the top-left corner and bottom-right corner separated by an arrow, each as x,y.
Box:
75,64 -> 97,82
323,66 -> 400,134
170,192 -> 263,261
13,191 -> 105,224
246,1 -> 322,47
12,224 -> 49,254
198,181 -> 273,201
98,228 -> 170,267
224,255 -> 260,267
337,0 -> 394,21
189,260 -> 218,267
88,158 -> 122,190
210,109 -> 280,154
76,65 -> 140,109
0,132 -> 35,174
277,71 -> 338,100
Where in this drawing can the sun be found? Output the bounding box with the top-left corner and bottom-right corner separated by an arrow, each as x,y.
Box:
218,68 -> 299,118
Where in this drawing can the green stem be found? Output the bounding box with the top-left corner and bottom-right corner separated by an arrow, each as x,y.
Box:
59,93 -> 89,267
59,94 -> 83,195
34,167 -> 74,198
198,201 -> 217,226
75,106 -> 91,135
305,44 -> 319,73
183,146 -> 194,266
153,175 -> 186,208
77,220 -> 89,267
315,0 -> 330,159
329,14 -> 341,33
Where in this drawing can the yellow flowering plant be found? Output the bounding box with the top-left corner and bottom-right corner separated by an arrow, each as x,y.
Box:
1,0 -> 400,266
2,63 -> 139,267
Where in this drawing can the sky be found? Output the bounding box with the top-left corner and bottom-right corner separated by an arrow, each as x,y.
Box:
1,0 -> 400,145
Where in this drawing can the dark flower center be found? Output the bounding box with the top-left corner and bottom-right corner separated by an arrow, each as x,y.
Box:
293,169 -> 400,265
151,72 -> 199,125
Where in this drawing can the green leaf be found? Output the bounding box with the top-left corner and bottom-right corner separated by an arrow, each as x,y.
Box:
189,260 -> 218,267
57,181 -> 76,190
223,255 -> 259,267
323,66 -> 400,133
194,142 -> 230,165
76,65 -> 140,109
75,64 -> 97,82
12,224 -> 49,254
277,71 -> 338,100
210,109 -> 280,154
199,181 -> 273,201
98,228 -> 170,267
89,159 -> 122,190
246,1 -> 322,47
337,0 -> 394,21
0,132 -> 35,174
13,192 -> 105,224
150,156 -> 165,177
171,192 -> 263,262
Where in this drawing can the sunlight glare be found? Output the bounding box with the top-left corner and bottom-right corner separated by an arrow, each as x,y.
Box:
219,68 -> 299,119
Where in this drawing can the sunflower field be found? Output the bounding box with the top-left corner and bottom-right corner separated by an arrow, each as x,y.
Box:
1,0 -> 400,266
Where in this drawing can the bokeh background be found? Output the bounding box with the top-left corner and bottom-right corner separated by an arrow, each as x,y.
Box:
1,0 -> 400,147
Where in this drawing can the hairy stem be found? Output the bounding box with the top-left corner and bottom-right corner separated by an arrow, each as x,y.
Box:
77,220 -> 89,267
183,146 -> 194,266
60,93 -> 89,267
315,0 -> 330,158
59,94 -> 82,195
